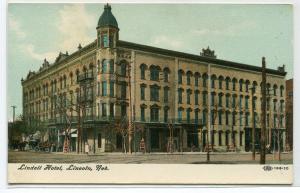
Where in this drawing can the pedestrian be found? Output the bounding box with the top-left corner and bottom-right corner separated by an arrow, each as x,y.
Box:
85,142 -> 89,154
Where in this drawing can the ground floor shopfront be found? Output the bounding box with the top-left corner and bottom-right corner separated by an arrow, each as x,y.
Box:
47,122 -> 287,153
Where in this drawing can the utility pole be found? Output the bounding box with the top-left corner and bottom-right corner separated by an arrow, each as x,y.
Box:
128,63 -> 133,154
261,57 -> 267,164
11,105 -> 16,122
251,87 -> 255,160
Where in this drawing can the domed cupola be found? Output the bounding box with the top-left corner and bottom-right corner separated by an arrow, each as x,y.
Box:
97,4 -> 118,29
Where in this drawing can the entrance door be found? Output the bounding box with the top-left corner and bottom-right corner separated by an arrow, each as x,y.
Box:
151,129 -> 159,149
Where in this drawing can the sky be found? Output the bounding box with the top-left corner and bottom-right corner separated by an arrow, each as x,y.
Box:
7,3 -> 293,121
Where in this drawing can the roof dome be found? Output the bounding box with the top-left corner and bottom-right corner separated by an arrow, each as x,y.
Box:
97,4 -> 118,29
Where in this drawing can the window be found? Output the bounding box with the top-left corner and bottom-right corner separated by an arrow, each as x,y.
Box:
150,66 -> 159,81
120,63 -> 127,76
267,113 -> 270,127
141,106 -> 145,121
195,91 -> 199,105
110,81 -> 114,97
226,95 -> 230,108
102,34 -> 109,47
203,74 -> 207,87
140,64 -> 146,79
280,100 -> 284,112
245,96 -> 249,109
195,73 -> 199,86
273,100 -> 277,111
232,113 -> 236,125
150,85 -> 160,101
232,95 -> 236,108
245,113 -> 249,126
246,81 -> 249,92
239,112 -> 243,126
178,89 -> 183,104
164,108 -> 168,122
150,106 -> 159,122
211,93 -> 215,106
202,111 -> 207,125
273,114 -> 277,127
110,103 -> 114,117
232,79 -> 236,91
218,111 -> 222,125
225,78 -> 230,90
280,86 -> 284,97
164,87 -> 169,103
97,134 -> 102,148
253,97 -> 257,110
102,81 -> 107,96
226,111 -> 229,125
102,60 -> 108,73
273,85 -> 277,96
219,79 -> 222,89
178,108 -> 183,122
239,80 -> 243,92
280,115 -> 284,127
203,92 -> 207,106
185,109 -> 190,123
187,90 -> 192,104
121,104 -> 126,117
187,72 -> 192,85
109,60 -> 114,74
239,96 -> 243,109
218,94 -> 222,107
102,103 -> 107,117
211,76 -> 215,88
63,76 -> 66,88
163,68 -> 169,82
178,70 -> 183,84
195,110 -> 199,123
140,85 -> 146,100
267,98 -> 270,111
121,82 -> 126,99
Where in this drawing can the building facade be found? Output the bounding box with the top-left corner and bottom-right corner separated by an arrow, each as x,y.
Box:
285,79 -> 293,150
21,4 -> 287,153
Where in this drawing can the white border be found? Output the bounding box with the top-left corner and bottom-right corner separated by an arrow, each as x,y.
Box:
1,0 -> 300,192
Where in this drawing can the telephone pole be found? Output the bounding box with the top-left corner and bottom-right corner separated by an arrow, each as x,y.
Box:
261,57 -> 267,164
11,105 -> 16,122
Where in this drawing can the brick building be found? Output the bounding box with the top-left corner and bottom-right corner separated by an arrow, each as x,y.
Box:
21,4 -> 287,153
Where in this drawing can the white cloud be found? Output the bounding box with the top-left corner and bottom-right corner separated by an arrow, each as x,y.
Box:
8,14 -> 26,38
56,4 -> 95,53
152,35 -> 183,50
22,44 -> 57,62
192,21 -> 257,37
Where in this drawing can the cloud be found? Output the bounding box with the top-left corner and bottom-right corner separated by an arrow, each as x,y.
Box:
192,21 -> 257,37
22,44 -> 57,62
56,4 -> 95,53
8,14 -> 26,38
151,35 -> 183,50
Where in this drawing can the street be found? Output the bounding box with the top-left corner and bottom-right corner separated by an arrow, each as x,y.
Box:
8,151 -> 293,164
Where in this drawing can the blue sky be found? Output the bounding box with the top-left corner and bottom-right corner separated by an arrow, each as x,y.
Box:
7,3 -> 293,120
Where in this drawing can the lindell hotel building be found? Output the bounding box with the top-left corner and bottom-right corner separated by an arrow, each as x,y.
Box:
21,4 -> 287,153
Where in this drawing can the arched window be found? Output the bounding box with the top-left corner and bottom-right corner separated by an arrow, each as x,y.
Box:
150,104 -> 160,122
178,69 -> 184,84
150,65 -> 159,81
178,107 -> 184,122
280,85 -> 284,97
63,75 -> 67,88
211,74 -> 217,88
120,61 -> 127,76
163,67 -> 170,82
225,77 -> 231,90
178,88 -> 184,104
239,79 -> 244,92
187,89 -> 192,104
232,78 -> 237,91
273,84 -> 278,96
186,71 -> 192,85
218,76 -> 224,89
202,73 -> 208,87
194,72 -> 200,86
140,63 -> 147,80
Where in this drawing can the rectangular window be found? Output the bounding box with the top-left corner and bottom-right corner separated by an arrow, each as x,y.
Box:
102,103 -> 107,117
164,109 -> 168,122
150,86 -> 159,102
110,103 -> 114,117
187,92 -> 191,104
187,110 -> 191,123
150,108 -> 159,122
141,107 -> 145,121
195,93 -> 199,105
141,86 -> 145,100
102,81 -> 107,96
110,81 -> 114,97
195,77 -> 199,86
245,97 -> 249,109
164,88 -> 168,103
195,111 -> 199,123
109,60 -> 114,74
121,83 -> 126,99
203,93 -> 207,106
178,109 -> 183,122
178,90 -> 183,104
